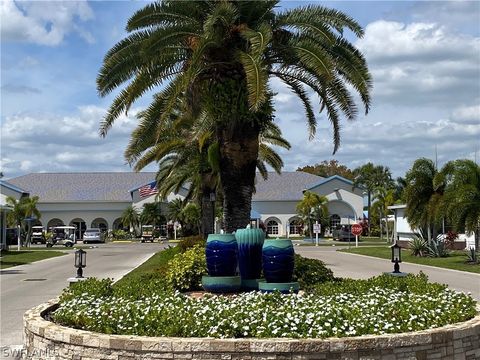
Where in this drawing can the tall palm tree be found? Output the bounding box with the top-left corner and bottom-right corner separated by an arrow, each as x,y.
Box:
373,186 -> 395,241
140,202 -> 165,228
121,205 -> 140,236
437,159 -> 480,250
296,191 -> 328,239
404,158 -> 444,242
353,163 -> 394,236
97,0 -> 371,232
127,106 -> 290,237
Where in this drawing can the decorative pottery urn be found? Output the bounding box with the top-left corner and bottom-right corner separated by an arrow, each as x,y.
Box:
205,233 -> 238,276
262,238 -> 295,283
235,227 -> 265,280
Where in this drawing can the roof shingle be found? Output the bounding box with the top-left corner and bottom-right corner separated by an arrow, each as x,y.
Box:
8,172 -> 157,202
253,172 -> 322,201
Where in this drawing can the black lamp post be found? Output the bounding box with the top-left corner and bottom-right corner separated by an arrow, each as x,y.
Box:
74,249 -> 87,278
390,243 -> 402,273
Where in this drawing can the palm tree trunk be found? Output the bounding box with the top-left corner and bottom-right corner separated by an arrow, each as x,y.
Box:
217,122 -> 260,233
200,173 -> 216,238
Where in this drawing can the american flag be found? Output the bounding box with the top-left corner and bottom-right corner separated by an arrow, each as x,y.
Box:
139,182 -> 158,198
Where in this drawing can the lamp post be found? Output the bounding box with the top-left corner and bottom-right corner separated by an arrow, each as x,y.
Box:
74,249 -> 87,278
390,242 -> 402,273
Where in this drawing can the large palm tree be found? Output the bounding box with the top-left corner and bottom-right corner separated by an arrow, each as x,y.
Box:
437,159 -> 480,250
97,0 -> 371,232
353,163 -> 394,235
126,104 -> 290,237
404,158 -> 444,242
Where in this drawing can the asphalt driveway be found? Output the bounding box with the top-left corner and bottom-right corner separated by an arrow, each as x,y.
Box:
295,246 -> 480,300
0,242 -> 165,352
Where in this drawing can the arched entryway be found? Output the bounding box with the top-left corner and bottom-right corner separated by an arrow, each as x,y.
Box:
47,218 -> 64,230
288,217 -> 303,236
264,217 -> 282,236
91,218 -> 108,232
112,218 -> 124,231
69,218 -> 86,239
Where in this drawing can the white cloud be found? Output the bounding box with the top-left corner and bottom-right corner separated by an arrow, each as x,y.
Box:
356,20 -> 480,107
0,106 -> 150,178
0,0 -> 94,46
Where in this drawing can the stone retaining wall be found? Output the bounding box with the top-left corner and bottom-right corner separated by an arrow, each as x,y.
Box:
24,300 -> 480,360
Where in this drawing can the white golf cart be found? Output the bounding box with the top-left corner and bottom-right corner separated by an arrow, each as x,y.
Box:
141,225 -> 154,243
47,226 -> 76,247
31,226 -> 46,244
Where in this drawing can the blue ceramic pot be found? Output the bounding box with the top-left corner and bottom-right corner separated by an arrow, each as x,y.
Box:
262,239 -> 295,283
235,228 -> 265,280
205,234 -> 238,276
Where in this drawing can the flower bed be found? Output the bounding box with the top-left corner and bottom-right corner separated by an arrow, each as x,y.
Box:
53,274 -> 476,339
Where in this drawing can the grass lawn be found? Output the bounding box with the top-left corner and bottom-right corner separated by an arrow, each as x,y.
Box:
0,250 -> 66,269
116,245 -> 181,285
341,246 -> 480,274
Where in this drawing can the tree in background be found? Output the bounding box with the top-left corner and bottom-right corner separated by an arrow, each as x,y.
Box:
372,186 -> 395,241
404,158 -> 443,243
140,202 -> 166,230
97,0 -> 372,232
437,159 -> 480,250
297,160 -> 354,180
6,196 -> 41,247
121,205 -> 140,236
296,191 -> 329,239
182,203 -> 201,236
353,163 -> 394,236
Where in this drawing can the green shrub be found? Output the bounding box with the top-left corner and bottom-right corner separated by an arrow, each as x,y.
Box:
311,272 -> 446,296
60,278 -> 114,303
410,236 -> 428,257
164,245 -> 207,291
428,237 -> 449,258
178,235 -> 205,252
293,254 -> 335,290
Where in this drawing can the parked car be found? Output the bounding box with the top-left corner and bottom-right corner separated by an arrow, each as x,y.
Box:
6,228 -> 25,245
83,228 -> 104,244
333,227 -> 356,242
31,226 -> 46,244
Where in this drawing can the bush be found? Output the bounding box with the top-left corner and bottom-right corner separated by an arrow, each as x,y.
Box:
178,235 -> 205,252
164,245 -> 207,291
428,237 -> 449,258
410,236 -> 428,257
293,254 -> 335,290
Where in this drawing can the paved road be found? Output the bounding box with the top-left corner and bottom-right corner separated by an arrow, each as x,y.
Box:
0,242 -> 164,352
295,246 -> 480,300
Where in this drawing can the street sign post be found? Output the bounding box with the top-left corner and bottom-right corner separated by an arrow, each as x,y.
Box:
351,223 -> 362,248
313,222 -> 321,246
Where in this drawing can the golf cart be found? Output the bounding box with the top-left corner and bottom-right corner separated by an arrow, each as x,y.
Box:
141,225 -> 154,242
47,226 -> 76,247
31,226 -> 46,244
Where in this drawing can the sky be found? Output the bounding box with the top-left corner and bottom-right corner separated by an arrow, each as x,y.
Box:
1,0 -> 479,180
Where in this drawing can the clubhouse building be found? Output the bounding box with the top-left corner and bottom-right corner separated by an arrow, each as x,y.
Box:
3,171 -> 364,239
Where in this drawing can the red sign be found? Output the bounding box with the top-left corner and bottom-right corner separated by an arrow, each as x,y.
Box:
351,223 -> 363,236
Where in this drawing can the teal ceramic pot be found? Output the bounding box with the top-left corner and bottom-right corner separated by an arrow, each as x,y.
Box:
262,239 -> 295,283
205,233 -> 238,276
235,228 -> 265,280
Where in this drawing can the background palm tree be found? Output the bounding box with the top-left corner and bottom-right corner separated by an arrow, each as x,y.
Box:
97,0 -> 371,232
121,205 -> 140,236
404,158 -> 443,242
353,163 -> 394,236
140,202 -> 165,229
437,159 -> 480,250
6,196 -> 41,247
372,186 -> 395,241
296,191 -> 329,239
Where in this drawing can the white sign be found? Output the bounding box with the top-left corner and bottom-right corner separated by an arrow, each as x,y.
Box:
313,224 -> 321,234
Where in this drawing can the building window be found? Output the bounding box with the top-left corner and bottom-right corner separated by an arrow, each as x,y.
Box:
289,219 -> 303,235
330,214 -> 341,229
267,220 -> 279,235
